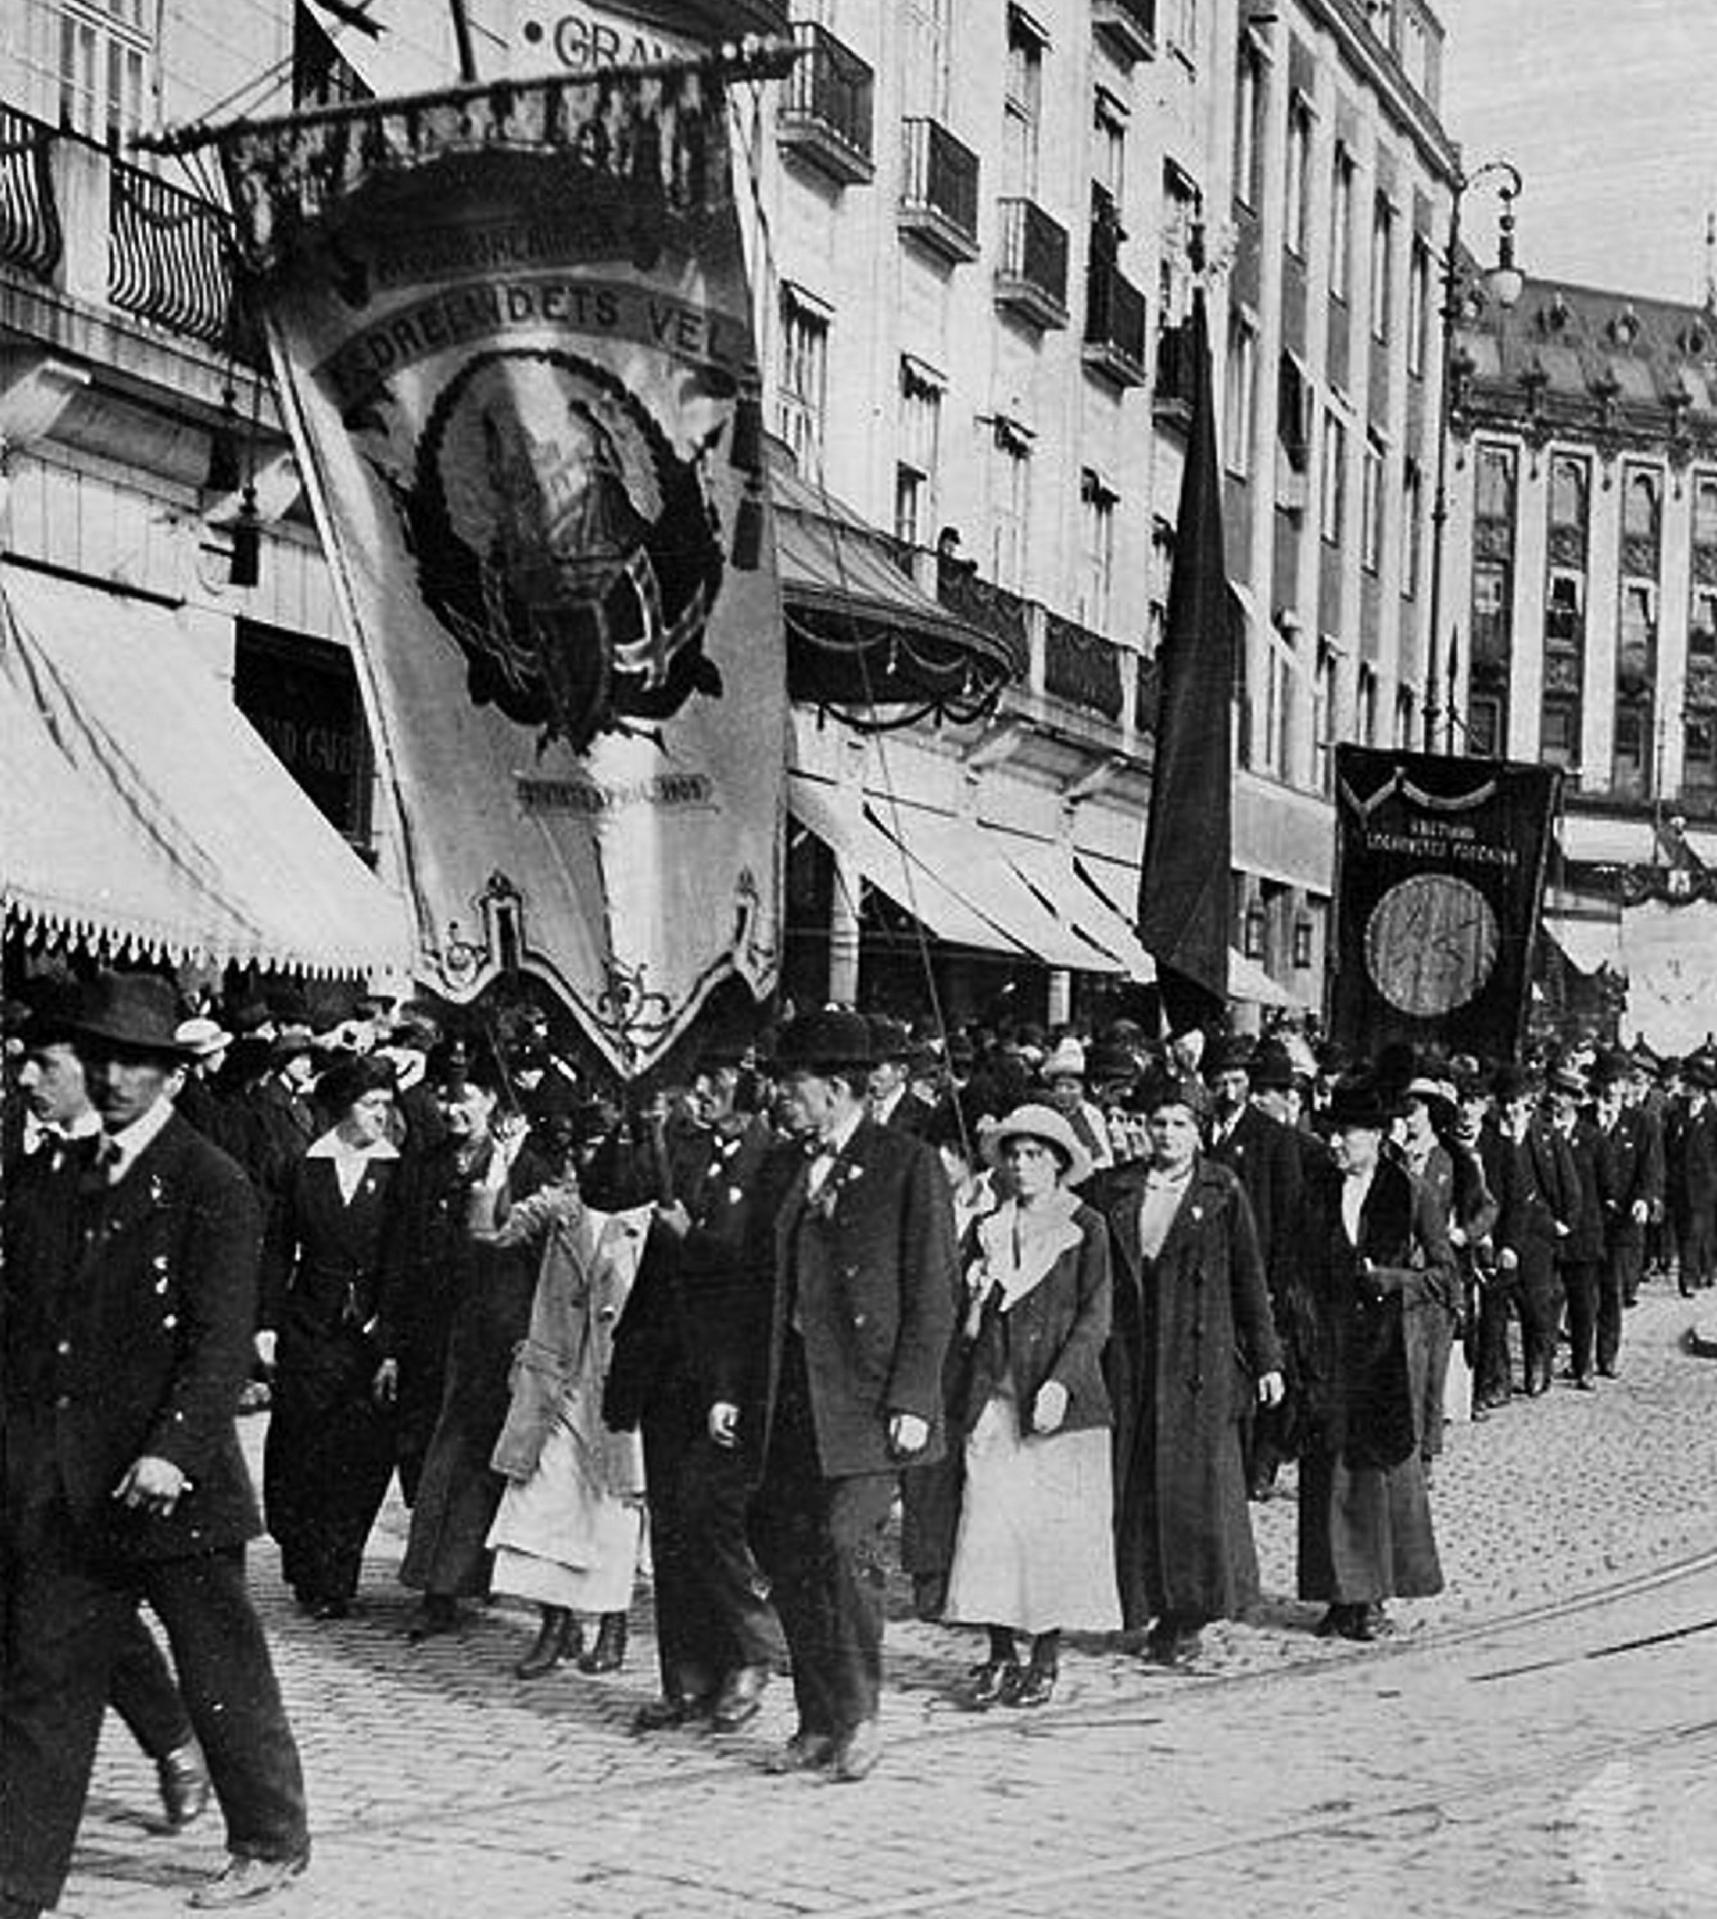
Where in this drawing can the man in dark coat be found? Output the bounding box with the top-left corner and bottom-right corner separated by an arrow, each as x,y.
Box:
1489,1061 -> 1581,1397
865,1015 -> 935,1137
1547,1062 -> 1606,1390
0,974 -> 309,1917
1206,1036 -> 1304,1496
1591,1049 -> 1663,1373
721,1011 -> 956,1782
1666,1056 -> 1717,1293
1092,1068 -> 1283,1665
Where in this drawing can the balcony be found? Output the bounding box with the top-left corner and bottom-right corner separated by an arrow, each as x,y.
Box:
1043,611 -> 1126,720
109,158 -> 241,351
1152,319 -> 1198,429
994,198 -> 1069,331
777,20 -> 875,186
1093,0 -> 1157,65
0,103 -> 64,282
899,118 -> 980,264
1083,259 -> 1148,387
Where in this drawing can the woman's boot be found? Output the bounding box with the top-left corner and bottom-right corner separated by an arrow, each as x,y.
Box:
577,1611 -> 628,1674
514,1606 -> 579,1680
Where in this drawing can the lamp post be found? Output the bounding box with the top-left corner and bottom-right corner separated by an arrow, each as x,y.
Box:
1423,159 -> 1524,754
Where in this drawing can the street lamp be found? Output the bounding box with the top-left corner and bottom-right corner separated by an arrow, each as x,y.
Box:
1423,158 -> 1524,754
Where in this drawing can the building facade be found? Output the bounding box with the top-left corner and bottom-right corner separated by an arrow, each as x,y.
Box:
0,0 -> 1460,1032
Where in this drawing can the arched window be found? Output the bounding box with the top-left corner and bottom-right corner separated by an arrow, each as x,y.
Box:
1549,456 -> 1588,533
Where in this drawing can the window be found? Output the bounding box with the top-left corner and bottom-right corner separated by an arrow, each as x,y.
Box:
1234,41 -> 1263,211
1285,98 -> 1313,258
1320,408 -> 1349,544
776,285 -> 830,472
1315,648 -> 1339,793
990,418 -> 1033,593
1614,701 -> 1649,797
1549,455 -> 1589,534
1370,197 -> 1394,340
1159,162 -> 1200,335
1261,646 -> 1293,775
1395,686 -> 1416,749
1093,89 -> 1127,217
1472,559 -> 1510,652
1081,470 -> 1118,630
1692,589 -> 1717,662
1685,714 -> 1717,794
1003,7 -> 1045,198
1224,313 -> 1258,477
1361,433 -> 1386,573
1620,581 -> 1657,656
1540,695 -> 1579,770
894,357 -> 943,549
1474,443 -> 1516,523
1623,466 -> 1661,545
1401,458 -> 1423,596
1695,475 -> 1717,549
1168,0 -> 1200,63
1407,238 -> 1430,377
1357,663 -> 1379,745
1329,147 -> 1355,302
38,0 -> 154,145
1545,570 -> 1584,648
1467,692 -> 1502,758
900,0 -> 952,119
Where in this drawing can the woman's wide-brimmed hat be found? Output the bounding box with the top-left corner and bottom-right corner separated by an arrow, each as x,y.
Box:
983,1101 -> 1094,1187
1326,1073 -> 1395,1131
65,973 -> 192,1060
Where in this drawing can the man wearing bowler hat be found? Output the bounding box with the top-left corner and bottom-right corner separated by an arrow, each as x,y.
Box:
0,974 -> 310,1916
720,1009 -> 956,1781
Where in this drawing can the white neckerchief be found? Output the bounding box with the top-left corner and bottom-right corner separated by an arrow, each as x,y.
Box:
808,1106 -> 864,1195
1340,1164 -> 1375,1245
971,1188 -> 1084,1314
106,1096 -> 175,1184
306,1126 -> 401,1204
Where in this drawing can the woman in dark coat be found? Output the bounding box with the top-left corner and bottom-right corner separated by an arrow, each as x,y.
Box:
259,1054 -> 401,1618
1296,1074 -> 1454,1640
1094,1068 -> 1284,1667
378,1041 -> 548,1639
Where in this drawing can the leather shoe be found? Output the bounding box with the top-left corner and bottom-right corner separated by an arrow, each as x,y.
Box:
960,1658 -> 1020,1710
188,1850 -> 310,1908
576,1612 -> 628,1674
764,1729 -> 836,1775
830,1719 -> 883,1783
156,1741 -> 210,1830
632,1691 -> 710,1733
1003,1664 -> 1056,1708
405,1596 -> 460,1642
709,1663 -> 770,1732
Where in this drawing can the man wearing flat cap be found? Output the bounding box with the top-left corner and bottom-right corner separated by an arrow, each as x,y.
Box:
721,1009 -> 956,1782
0,973 -> 309,1916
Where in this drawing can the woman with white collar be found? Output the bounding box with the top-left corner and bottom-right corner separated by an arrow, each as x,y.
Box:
259,1053 -> 402,1619
943,1105 -> 1120,1710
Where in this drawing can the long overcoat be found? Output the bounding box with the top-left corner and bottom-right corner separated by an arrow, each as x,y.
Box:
1094,1155 -> 1281,1628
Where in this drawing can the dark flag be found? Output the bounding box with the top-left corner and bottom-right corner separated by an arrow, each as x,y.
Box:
1136,284 -> 1234,1036
1331,745 -> 1561,1059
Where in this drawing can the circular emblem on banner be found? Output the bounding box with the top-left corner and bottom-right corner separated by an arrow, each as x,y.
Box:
1364,873 -> 1500,1017
406,347 -> 725,752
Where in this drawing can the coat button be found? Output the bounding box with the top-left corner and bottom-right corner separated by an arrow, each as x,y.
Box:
55,1395 -> 70,1409
56,1339 -> 70,1356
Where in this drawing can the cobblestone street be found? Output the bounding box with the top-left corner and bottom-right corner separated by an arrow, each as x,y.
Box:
62,1283 -> 1717,1918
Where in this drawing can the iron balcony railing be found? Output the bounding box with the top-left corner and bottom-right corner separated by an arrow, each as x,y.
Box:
899,117 -> 980,262
995,197 -> 1069,329
108,157 -> 241,350
778,20 -> 875,183
0,101 -> 64,281
1083,259 -> 1148,386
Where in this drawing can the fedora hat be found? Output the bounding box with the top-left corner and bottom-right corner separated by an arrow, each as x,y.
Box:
1249,1038 -> 1298,1092
67,973 -> 191,1059
1130,1065 -> 1212,1121
984,1102 -> 1094,1188
1205,1034 -> 1257,1077
175,1016 -> 234,1060
1546,1062 -> 1589,1100
775,1009 -> 873,1073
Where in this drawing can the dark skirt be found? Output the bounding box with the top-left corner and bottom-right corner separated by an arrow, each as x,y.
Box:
263,1323 -> 396,1605
1296,1447 -> 1444,1604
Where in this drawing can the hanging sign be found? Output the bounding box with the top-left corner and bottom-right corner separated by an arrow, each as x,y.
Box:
219,56 -> 787,1076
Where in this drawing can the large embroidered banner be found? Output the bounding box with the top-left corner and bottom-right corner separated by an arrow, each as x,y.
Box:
219,57 -> 785,1075
1332,746 -> 1561,1061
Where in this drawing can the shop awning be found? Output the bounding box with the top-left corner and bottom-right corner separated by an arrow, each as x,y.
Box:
773,457 -> 1027,709
787,774 -> 1022,955
1078,850 -> 1307,1007
1545,912 -> 1624,976
1558,813 -> 1655,866
998,834 -> 1155,981
0,565 -> 413,977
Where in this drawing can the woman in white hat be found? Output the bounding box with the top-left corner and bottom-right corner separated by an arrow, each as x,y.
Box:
942,1104 -> 1121,1708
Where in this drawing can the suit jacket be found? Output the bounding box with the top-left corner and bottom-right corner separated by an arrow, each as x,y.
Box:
2,1111 -> 263,1561
1208,1103 -> 1303,1283
763,1117 -> 957,1477
1594,1104 -> 1664,1238
1667,1100 -> 1717,1219
259,1146 -> 400,1338
1490,1116 -> 1580,1256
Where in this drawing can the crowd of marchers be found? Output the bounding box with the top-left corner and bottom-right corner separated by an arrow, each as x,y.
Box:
0,971 -> 1700,1916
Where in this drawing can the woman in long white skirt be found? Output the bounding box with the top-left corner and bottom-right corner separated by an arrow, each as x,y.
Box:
944,1104 -> 1121,1709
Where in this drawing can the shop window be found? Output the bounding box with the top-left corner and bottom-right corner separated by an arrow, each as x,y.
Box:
233,621 -> 373,850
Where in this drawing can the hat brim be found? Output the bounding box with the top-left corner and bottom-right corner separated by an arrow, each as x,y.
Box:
983,1107 -> 1095,1187
64,1012 -> 194,1060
